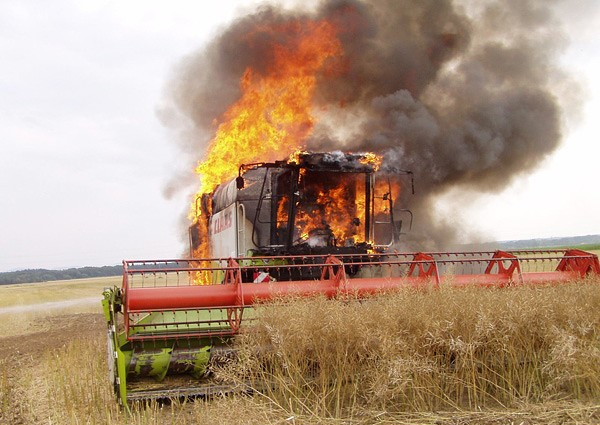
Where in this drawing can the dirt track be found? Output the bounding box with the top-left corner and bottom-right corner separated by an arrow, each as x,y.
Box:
0,297 -> 100,315
0,313 -> 104,361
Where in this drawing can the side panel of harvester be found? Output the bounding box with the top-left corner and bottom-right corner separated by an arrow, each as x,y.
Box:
209,203 -> 238,258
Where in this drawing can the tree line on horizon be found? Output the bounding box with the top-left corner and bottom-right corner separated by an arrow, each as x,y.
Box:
0,265 -> 121,285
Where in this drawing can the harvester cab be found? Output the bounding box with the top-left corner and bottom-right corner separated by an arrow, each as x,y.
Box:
190,151 -> 414,260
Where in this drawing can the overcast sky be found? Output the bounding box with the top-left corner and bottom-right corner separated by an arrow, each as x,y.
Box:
1,1 -> 598,271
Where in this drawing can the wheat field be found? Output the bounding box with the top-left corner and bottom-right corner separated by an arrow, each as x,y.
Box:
1,275 -> 600,424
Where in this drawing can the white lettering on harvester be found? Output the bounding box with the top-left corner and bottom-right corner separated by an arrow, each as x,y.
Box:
211,210 -> 233,235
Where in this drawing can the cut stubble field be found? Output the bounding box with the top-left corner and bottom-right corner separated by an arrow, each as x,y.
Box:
1,274 -> 600,424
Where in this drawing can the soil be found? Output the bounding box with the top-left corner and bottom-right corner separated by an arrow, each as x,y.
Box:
0,313 -> 104,362
0,313 -> 105,425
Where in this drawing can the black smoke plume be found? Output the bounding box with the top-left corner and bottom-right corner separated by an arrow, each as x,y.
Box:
162,0 -> 579,249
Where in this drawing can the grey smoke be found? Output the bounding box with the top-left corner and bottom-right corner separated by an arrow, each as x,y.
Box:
162,0 -> 583,249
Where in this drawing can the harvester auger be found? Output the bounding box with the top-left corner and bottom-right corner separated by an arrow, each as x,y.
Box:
102,152 -> 600,405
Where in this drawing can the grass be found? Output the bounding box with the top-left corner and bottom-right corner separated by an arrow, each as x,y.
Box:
2,275 -> 600,424
0,275 -> 121,308
553,244 -> 600,257
568,243 -> 600,252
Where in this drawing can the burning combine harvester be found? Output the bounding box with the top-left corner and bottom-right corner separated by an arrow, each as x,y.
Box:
102,151 -> 600,405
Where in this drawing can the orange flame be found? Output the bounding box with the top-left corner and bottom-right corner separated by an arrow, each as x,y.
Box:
286,168 -> 402,249
359,152 -> 382,171
190,19 -> 343,230
282,172 -> 368,248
